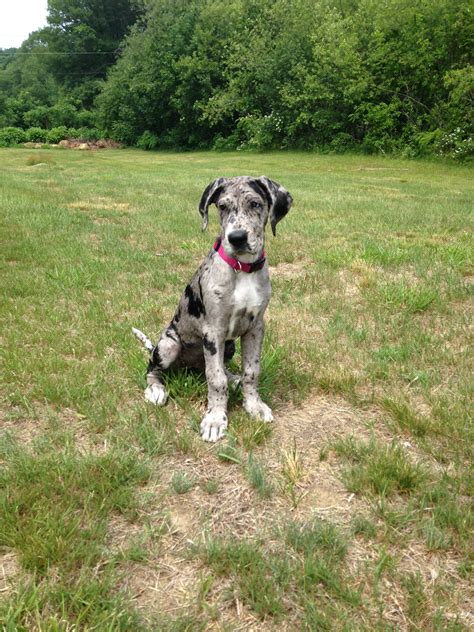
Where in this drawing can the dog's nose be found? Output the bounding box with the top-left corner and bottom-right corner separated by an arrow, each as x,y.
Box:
228,229 -> 248,248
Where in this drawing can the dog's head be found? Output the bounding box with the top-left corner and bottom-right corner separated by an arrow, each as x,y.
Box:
198,176 -> 293,262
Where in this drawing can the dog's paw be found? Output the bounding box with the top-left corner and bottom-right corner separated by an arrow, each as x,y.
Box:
244,398 -> 273,422
144,384 -> 167,406
200,409 -> 228,442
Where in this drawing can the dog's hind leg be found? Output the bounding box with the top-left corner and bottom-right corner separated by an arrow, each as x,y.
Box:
145,326 -> 181,405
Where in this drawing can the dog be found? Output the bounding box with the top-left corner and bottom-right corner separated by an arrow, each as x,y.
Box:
133,176 -> 293,442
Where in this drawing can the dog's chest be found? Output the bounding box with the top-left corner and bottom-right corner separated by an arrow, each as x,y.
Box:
227,274 -> 267,338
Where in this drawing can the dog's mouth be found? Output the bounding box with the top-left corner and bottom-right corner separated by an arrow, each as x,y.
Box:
226,240 -> 260,261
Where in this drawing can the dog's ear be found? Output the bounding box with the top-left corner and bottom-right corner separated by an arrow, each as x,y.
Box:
255,176 -> 293,236
198,177 -> 228,231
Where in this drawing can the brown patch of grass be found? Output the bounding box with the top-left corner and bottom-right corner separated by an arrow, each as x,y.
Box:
120,556 -> 202,618
68,197 -> 132,212
25,153 -> 56,167
0,404 -> 108,456
269,259 -> 311,279
0,551 -> 21,595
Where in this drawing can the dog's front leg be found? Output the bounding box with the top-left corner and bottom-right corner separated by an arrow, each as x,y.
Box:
200,331 -> 228,442
241,322 -> 273,422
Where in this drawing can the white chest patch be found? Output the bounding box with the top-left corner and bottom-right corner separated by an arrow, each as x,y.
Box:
228,274 -> 266,338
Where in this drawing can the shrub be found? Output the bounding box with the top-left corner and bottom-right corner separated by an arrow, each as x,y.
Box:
110,122 -> 136,144
212,134 -> 238,151
437,128 -> 473,161
136,130 -> 159,150
0,127 -> 26,147
23,106 -> 51,129
66,127 -> 101,141
412,129 -> 444,157
329,132 -> 356,153
48,102 -> 80,127
46,126 -> 69,144
76,127 -> 101,141
25,127 -> 47,143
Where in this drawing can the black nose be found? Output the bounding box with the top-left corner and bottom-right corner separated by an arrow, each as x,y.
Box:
228,229 -> 248,248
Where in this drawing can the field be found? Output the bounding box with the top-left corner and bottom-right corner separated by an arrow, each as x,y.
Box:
0,147 -> 472,630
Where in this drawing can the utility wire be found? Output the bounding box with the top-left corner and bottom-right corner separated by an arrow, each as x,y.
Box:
0,50 -> 119,56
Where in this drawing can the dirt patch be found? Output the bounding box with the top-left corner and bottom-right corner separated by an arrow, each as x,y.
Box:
0,404 -> 108,456
269,260 -> 312,279
119,544 -> 209,621
0,551 -> 21,595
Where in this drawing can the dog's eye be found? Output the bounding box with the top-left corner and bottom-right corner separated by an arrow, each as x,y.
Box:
218,201 -> 228,212
250,200 -> 262,210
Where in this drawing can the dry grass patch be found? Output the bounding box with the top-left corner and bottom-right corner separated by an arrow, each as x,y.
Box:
269,259 -> 312,279
0,551 -> 22,596
68,197 -> 133,212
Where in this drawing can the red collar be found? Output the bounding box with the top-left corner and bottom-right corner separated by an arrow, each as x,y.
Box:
214,237 -> 266,273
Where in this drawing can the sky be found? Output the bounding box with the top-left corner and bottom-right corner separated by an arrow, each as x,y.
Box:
0,0 -> 48,49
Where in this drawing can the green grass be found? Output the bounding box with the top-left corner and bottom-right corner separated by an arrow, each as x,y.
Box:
244,453 -> 274,499
196,518 -> 361,626
170,471 -> 195,495
0,147 -> 472,628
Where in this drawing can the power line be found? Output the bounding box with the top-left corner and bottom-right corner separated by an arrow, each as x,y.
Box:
0,50 -> 118,56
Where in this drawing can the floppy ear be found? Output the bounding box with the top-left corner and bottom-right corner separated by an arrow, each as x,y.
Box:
198,177 -> 228,231
255,176 -> 293,236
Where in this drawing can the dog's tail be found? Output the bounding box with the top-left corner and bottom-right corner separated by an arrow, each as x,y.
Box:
132,327 -> 154,352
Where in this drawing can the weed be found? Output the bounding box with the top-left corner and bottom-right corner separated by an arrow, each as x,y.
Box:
26,153 -> 56,166
245,453 -> 274,499
351,515 -> 378,540
198,537 -> 287,619
402,572 -> 429,627
228,413 -> 273,449
202,479 -> 220,495
281,438 -> 305,508
170,471 -> 195,495
382,397 -> 432,437
217,437 -> 244,464
333,436 -> 428,497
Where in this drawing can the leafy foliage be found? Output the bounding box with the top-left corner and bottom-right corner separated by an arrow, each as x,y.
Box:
0,0 -> 472,156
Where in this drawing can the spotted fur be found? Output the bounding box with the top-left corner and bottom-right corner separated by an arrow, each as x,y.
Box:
133,176 -> 293,441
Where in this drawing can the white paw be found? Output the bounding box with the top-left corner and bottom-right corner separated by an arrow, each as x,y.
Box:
200,409 -> 228,442
144,384 -> 167,406
244,398 -> 273,422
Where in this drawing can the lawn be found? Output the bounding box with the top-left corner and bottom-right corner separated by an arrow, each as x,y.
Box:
0,147 -> 472,630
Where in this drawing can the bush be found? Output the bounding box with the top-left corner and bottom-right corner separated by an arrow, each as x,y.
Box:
46,126 -> 69,144
76,127 -> 101,141
212,134 -> 239,151
412,130 -> 444,157
110,122 -> 137,145
437,128 -> 473,161
236,113 -> 282,150
66,127 -> 102,141
25,127 -> 47,143
136,130 -> 159,150
23,106 -> 51,129
48,102 -> 80,127
329,132 -> 356,153
0,127 -> 26,147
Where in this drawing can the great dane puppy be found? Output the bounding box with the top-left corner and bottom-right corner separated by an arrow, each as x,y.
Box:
133,176 -> 292,441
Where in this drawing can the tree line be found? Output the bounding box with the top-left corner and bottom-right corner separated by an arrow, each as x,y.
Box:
1,0 -> 472,158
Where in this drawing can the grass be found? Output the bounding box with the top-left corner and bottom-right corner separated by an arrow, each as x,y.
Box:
170,471 -> 195,495
0,147 -> 472,629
